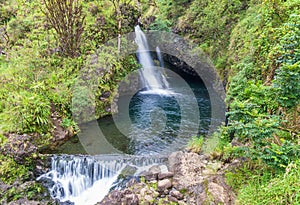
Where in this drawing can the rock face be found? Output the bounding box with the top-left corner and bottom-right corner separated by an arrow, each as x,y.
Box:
8,199 -> 49,205
1,133 -> 38,163
168,151 -> 236,205
49,107 -> 75,149
97,190 -> 139,205
100,151 -> 236,205
163,54 -> 199,77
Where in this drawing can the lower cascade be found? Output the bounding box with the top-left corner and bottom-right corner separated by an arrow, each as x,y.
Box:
38,155 -> 167,205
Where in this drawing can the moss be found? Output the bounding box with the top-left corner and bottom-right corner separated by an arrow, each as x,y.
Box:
1,181 -> 48,203
179,188 -> 188,195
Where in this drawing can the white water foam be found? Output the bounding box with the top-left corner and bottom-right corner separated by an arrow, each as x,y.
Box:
38,155 -> 167,205
139,88 -> 176,95
62,169 -> 123,205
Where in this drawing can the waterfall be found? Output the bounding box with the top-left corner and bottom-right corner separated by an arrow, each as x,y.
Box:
156,46 -> 169,89
38,155 -> 167,205
156,46 -> 164,68
135,26 -> 169,90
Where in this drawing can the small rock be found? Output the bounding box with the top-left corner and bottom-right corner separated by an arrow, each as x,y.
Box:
153,191 -> 160,198
98,190 -> 138,205
149,180 -> 157,184
158,172 -> 174,180
126,177 -> 138,188
125,194 -> 139,205
199,154 -> 209,160
140,171 -> 158,181
132,183 -> 144,193
57,201 -> 74,205
208,161 -> 222,171
121,165 -> 138,178
149,165 -> 161,174
101,91 -> 111,98
144,194 -> 154,202
158,179 -> 172,191
170,189 -> 184,200
208,182 -> 226,203
140,187 -> 148,196
202,169 -> 214,175
168,195 -> 178,203
149,186 -> 156,192
159,165 -> 169,173
168,152 -> 181,172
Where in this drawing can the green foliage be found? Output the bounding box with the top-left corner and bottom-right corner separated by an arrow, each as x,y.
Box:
6,17 -> 33,44
219,5 -> 300,171
148,16 -> 171,31
228,1 -> 300,77
61,118 -> 76,129
0,0 -> 17,25
81,0 -> 139,52
237,160 -> 300,205
25,183 -> 45,200
0,0 -> 141,132
225,160 -> 274,193
155,0 -> 191,26
0,133 -> 7,146
261,140 -> 300,169
172,0 -> 249,71
273,14 -> 300,108
0,91 -> 51,133
225,63 -> 300,169
0,155 -> 29,184
1,180 -> 46,203
187,136 -> 204,153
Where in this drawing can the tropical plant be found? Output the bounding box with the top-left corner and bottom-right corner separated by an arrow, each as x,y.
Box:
43,0 -> 86,57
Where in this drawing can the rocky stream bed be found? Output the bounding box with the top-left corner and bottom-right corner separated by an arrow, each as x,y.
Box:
1,149 -> 239,205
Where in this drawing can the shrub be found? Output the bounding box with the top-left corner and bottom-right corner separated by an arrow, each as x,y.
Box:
187,136 -> 204,153
0,155 -> 29,184
273,14 -> 300,108
43,0 -> 85,57
0,91 -> 51,134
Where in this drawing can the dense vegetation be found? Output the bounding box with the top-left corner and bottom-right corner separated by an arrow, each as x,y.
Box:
0,0 -> 140,202
0,0 -> 299,204
170,0 -> 300,203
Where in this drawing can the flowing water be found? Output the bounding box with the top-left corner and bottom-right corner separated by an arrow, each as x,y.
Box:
38,155 -> 167,205
39,26 -> 212,205
156,46 -> 164,68
135,25 -> 169,90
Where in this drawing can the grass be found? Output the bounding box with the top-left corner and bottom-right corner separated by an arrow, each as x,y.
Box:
187,136 -> 204,153
225,160 -> 300,205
